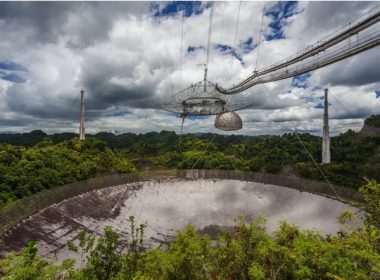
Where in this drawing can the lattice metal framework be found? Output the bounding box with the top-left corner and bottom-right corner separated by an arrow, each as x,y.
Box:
161,79 -> 251,116
216,5 -> 380,94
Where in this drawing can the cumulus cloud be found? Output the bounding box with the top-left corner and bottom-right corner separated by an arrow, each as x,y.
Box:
0,1 -> 379,136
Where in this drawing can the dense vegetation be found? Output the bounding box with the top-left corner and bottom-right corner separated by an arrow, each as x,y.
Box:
0,116 -> 379,278
0,138 -> 135,207
0,115 -> 379,207
1,181 -> 380,280
364,114 -> 380,128
0,124 -> 380,199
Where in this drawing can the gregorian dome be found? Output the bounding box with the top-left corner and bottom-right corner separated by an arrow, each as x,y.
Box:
214,111 -> 243,131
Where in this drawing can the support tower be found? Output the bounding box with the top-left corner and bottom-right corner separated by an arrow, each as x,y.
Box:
79,89 -> 85,141
322,88 -> 330,164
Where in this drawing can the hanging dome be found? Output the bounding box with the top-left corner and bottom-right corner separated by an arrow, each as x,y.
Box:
214,111 -> 243,131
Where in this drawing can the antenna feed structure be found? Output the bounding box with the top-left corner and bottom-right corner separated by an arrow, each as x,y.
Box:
161,78 -> 249,131
161,1 -> 250,132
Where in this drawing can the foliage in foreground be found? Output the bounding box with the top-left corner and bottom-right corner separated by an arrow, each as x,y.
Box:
1,181 -> 380,280
1,216 -> 379,280
360,180 -> 380,229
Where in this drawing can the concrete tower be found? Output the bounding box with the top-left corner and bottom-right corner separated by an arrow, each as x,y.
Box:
322,88 -> 330,164
79,89 -> 85,141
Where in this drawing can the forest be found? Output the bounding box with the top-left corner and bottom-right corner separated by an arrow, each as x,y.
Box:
0,116 -> 379,278
0,116 -> 379,207
0,138 -> 135,208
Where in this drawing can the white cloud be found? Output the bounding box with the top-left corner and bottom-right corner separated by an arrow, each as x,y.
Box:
0,1 -> 379,136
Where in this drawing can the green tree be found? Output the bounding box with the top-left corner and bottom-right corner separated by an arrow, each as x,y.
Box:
0,241 -> 73,279
360,180 -> 380,228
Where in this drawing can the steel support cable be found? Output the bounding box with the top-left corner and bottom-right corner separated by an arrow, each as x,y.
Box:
255,0 -> 266,72
218,27 -> 380,94
244,7 -> 380,83
166,80 -> 230,112
230,0 -> 241,89
260,89 -> 342,202
249,30 -> 380,87
220,1 -> 226,44
244,36 -> 380,89
179,8 -> 184,91
173,81 -> 200,104
256,25 -> 380,82
292,129 -> 349,226
178,114 -> 186,150
177,2 -> 213,152
148,224 -> 172,244
294,133 -> 342,201
191,133 -> 218,169
222,35 -> 380,95
216,6 -> 380,94
222,5 -> 380,92
222,27 -> 380,94
59,93 -> 80,132
223,1 -> 241,89
251,94 -> 343,203
205,1 -> 214,78
328,89 -> 355,117
233,1 -> 242,51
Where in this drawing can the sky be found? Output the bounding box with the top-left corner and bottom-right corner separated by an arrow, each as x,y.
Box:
0,1 -> 379,136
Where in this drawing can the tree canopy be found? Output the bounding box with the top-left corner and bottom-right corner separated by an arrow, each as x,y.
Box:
0,116 -> 379,206
0,138 -> 135,207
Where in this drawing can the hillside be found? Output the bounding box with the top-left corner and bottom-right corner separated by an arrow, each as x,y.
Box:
0,138 -> 135,207
0,115 -> 379,208
360,114 -> 380,137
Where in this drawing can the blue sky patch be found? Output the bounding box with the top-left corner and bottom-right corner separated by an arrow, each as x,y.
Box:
151,1 -> 206,18
167,112 -> 210,121
299,96 -> 316,103
0,61 -> 28,72
265,1 -> 298,40
0,73 -> 26,83
311,86 -> 323,92
216,44 -> 243,64
187,46 -> 204,53
0,61 -> 28,83
291,73 -> 311,88
376,91 -> 380,98
106,111 -> 132,117
240,36 -> 256,54
187,115 -> 210,121
314,99 -> 331,109
314,102 -> 324,109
